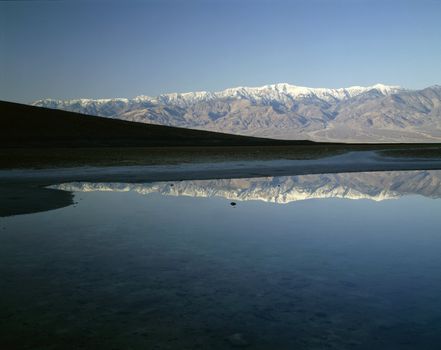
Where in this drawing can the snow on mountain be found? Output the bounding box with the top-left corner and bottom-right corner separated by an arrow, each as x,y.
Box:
34,83 -> 401,108
32,83 -> 441,142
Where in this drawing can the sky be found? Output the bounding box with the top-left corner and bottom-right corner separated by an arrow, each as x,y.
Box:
1,0 -> 441,103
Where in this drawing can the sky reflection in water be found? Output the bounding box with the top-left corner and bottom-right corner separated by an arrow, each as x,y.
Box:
1,170 -> 441,349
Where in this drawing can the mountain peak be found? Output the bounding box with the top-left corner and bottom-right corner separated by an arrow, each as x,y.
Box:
33,83 -> 402,106
31,83 -> 441,143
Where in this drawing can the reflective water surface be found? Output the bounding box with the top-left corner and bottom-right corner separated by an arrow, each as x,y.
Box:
1,170 -> 441,349
51,170 -> 441,202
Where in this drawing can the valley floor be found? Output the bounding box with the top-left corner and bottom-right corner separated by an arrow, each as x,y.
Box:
2,147 -> 441,217
1,144 -> 441,170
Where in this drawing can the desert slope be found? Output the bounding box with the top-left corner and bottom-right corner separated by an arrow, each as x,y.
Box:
0,101 -> 317,147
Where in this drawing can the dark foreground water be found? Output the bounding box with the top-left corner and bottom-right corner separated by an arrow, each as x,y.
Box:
1,171 -> 441,349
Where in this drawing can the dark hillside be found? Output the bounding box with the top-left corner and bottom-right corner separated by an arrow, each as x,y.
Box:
0,101 -> 319,147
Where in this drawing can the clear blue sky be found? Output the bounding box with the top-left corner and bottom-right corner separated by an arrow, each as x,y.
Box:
1,0 -> 440,103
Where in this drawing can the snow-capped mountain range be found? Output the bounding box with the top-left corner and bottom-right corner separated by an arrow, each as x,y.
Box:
51,170 -> 441,204
33,83 -> 441,142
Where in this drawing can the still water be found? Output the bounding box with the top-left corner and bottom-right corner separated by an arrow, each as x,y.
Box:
1,170 -> 441,349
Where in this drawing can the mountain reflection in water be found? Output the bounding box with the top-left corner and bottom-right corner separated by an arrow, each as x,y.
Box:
50,170 -> 441,203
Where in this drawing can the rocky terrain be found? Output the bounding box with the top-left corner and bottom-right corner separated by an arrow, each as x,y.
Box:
33,83 -> 441,142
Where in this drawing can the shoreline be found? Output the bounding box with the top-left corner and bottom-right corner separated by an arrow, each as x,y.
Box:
2,151 -> 441,185
2,151 -> 441,217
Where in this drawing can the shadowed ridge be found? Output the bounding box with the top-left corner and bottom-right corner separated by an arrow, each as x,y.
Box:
0,101 -> 321,148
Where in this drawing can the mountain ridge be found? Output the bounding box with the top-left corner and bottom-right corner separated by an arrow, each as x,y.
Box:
33,83 -> 403,106
32,83 -> 441,143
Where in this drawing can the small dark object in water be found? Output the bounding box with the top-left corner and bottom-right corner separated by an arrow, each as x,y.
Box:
170,184 -> 174,187
230,202 -> 237,206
